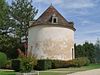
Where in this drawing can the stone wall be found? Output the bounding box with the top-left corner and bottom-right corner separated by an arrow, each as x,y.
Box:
28,25 -> 74,61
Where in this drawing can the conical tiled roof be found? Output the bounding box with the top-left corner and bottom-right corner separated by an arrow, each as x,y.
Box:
30,5 -> 76,31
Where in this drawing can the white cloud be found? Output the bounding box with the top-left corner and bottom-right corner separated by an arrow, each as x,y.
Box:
33,0 -> 99,16
75,20 -> 100,44
77,20 -> 100,34
34,0 -> 50,4
61,0 -> 96,9
34,0 -> 63,5
53,0 -> 63,5
34,0 -> 98,9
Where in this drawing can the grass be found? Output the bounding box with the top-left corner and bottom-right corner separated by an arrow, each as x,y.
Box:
84,64 -> 100,69
39,64 -> 100,75
0,64 -> 100,75
0,72 -> 16,75
40,72 -> 65,75
0,70 -> 16,75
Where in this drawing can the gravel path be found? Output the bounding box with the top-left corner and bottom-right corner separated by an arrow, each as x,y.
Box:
67,69 -> 100,75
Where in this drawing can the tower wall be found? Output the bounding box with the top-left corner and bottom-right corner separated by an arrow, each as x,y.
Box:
28,25 -> 74,61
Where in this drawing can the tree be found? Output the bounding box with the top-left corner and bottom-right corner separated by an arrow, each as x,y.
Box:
75,42 -> 96,63
75,44 -> 85,58
0,0 -> 38,59
0,0 -> 18,59
95,38 -> 100,63
9,0 -> 38,43
0,0 -> 9,34
83,42 -> 96,63
0,34 -> 22,59
0,0 -> 8,26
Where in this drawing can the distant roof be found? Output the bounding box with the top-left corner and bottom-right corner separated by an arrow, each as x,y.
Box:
30,5 -> 76,31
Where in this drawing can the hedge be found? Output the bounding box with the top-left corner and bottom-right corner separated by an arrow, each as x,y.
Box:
35,57 -> 90,70
11,59 -> 20,72
35,59 -> 52,70
0,52 -> 7,68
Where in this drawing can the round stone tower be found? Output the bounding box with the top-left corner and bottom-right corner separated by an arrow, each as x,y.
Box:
28,5 -> 76,61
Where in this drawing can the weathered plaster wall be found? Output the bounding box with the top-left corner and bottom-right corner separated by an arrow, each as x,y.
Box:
28,25 -> 74,61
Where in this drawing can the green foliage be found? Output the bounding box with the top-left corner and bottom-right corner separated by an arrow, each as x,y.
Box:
35,59 -> 52,70
5,60 -> 12,69
75,44 -> 85,57
0,0 -> 21,59
0,35 -> 22,59
9,0 -> 38,38
17,49 -> 37,72
52,60 -> 69,68
72,57 -> 90,67
12,59 -> 20,72
12,56 -> 37,72
51,58 -> 90,68
0,0 -> 38,60
95,39 -> 100,63
19,55 -> 37,72
75,42 -> 96,63
0,0 -> 9,27
0,0 -> 13,36
0,52 -> 7,68
35,58 -> 90,70
83,42 -> 96,63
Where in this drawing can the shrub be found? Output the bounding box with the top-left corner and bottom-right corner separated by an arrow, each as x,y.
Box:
35,59 -> 52,70
52,60 -> 69,68
70,57 -> 90,67
0,52 -> 7,68
35,59 -> 68,70
19,55 -> 37,72
12,59 -> 20,72
51,57 -> 90,68
5,60 -> 12,69
34,57 -> 90,70
18,49 -> 37,72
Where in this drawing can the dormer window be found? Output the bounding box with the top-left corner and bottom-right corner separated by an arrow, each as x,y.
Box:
54,18 -> 56,23
51,14 -> 58,24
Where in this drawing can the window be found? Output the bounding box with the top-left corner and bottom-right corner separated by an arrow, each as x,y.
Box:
54,18 -> 57,23
52,17 -> 58,24
51,14 -> 58,24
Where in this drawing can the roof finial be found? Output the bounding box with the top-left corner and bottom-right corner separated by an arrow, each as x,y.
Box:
51,3 -> 52,6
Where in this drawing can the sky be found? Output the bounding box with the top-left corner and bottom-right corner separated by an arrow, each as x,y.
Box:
6,0 -> 100,44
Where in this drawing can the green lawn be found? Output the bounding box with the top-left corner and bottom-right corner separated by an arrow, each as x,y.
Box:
40,72 -> 65,75
0,70 -> 16,75
39,64 -> 100,75
0,64 -> 100,75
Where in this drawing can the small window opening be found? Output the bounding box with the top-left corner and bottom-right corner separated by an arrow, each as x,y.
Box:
54,18 -> 57,23
52,17 -> 58,24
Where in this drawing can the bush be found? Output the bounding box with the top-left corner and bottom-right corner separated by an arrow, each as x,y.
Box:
51,57 -> 90,68
35,59 -> 52,70
69,57 -> 90,67
19,55 -> 37,72
35,59 -> 71,70
52,60 -> 69,68
0,52 -> 7,68
15,48 -> 37,72
34,57 -> 90,70
11,59 -> 20,72
5,60 -> 12,69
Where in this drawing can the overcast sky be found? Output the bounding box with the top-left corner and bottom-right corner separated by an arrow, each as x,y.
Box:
7,0 -> 100,44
